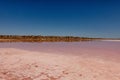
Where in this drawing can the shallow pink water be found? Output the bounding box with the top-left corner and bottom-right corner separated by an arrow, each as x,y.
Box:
0,41 -> 120,80
0,41 -> 120,62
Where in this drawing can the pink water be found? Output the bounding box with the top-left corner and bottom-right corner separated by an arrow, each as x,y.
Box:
0,41 -> 120,62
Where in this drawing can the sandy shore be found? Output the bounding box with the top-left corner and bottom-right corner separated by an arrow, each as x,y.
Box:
0,48 -> 120,80
101,40 -> 120,42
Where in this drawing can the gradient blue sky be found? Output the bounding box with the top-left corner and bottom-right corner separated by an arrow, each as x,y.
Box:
0,0 -> 120,38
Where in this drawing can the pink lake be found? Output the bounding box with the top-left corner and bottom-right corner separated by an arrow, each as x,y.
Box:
0,41 -> 120,80
0,41 -> 120,62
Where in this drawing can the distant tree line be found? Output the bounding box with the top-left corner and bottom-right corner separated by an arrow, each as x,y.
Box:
0,35 -> 102,42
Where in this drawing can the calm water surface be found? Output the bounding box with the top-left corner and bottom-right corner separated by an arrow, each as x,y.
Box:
0,41 -> 120,61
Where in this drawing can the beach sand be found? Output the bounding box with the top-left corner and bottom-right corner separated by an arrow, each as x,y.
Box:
0,48 -> 120,80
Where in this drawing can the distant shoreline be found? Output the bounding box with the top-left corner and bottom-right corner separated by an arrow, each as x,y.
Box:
101,40 -> 120,42
0,35 -> 119,42
0,35 -> 102,42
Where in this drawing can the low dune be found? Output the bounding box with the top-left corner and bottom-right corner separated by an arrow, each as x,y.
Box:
0,48 -> 120,80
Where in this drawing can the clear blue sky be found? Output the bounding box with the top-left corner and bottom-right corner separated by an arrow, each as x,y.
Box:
0,0 -> 120,38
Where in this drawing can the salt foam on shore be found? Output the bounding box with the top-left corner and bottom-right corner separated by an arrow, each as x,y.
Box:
0,48 -> 120,80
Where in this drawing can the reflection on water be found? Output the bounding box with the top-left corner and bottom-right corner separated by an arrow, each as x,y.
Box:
0,41 -> 120,61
